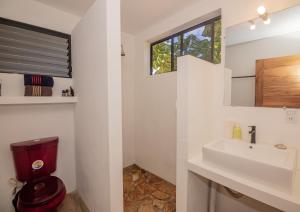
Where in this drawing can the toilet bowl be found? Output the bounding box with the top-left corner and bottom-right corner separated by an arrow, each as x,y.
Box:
11,137 -> 66,212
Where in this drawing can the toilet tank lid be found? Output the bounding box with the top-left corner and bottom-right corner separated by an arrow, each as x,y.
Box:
10,137 -> 59,152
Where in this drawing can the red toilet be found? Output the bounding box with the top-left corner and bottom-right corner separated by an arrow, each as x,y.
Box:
10,137 -> 66,212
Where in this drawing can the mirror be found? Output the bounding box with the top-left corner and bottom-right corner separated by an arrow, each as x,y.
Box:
224,5 -> 300,108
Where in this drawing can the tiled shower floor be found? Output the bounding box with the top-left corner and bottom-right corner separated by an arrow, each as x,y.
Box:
123,165 -> 176,212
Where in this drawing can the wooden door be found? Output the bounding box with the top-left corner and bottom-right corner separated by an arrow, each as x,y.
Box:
255,55 -> 300,108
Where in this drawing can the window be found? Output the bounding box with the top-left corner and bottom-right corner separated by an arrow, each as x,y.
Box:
0,17 -> 72,78
151,17 -> 221,75
151,39 -> 172,74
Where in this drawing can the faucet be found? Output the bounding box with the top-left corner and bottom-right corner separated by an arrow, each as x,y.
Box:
248,126 -> 256,144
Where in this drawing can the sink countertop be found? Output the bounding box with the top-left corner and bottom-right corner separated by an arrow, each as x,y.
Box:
202,139 -> 297,194
187,153 -> 300,212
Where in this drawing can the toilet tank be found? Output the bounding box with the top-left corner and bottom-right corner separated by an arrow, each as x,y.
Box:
10,137 -> 59,182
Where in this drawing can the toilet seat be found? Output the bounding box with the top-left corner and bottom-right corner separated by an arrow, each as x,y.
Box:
18,176 -> 65,208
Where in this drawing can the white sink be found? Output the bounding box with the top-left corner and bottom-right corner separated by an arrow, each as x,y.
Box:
202,139 -> 297,194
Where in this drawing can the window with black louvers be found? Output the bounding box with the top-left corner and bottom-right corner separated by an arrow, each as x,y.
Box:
0,18 -> 72,78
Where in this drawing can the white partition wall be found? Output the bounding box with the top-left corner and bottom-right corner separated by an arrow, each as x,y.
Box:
176,55 -> 217,212
121,33 -> 136,168
72,0 -> 123,211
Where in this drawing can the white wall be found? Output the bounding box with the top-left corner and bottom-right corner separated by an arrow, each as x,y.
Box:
176,56 -> 216,211
132,0 -> 300,211
0,1 -> 80,211
133,9 -> 221,184
72,0 -> 123,211
0,104 -> 76,211
133,0 -> 300,185
0,73 -> 73,97
134,67 -> 177,183
122,33 -> 136,167
226,30 -> 300,106
1,0 -> 80,34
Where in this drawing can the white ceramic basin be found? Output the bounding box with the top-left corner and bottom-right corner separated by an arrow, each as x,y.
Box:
203,139 -> 297,194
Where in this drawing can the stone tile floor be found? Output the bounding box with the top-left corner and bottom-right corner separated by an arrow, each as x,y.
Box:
123,165 -> 176,212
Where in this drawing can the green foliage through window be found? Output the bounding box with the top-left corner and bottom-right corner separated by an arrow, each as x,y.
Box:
151,17 -> 221,75
152,39 -> 172,74
213,19 -> 222,64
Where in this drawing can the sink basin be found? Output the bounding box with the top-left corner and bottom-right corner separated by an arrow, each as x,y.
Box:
202,139 -> 297,194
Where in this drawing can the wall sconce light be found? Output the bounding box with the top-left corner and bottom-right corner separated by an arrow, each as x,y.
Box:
258,5 -> 271,25
121,45 -> 126,57
257,5 -> 266,15
263,17 -> 271,25
262,14 -> 271,24
249,20 -> 256,30
249,6 -> 271,30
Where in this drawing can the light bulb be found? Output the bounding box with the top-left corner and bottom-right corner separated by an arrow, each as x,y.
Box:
264,17 -> 271,25
257,5 -> 266,15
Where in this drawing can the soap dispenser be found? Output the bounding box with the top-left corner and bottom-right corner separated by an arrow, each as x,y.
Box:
232,124 -> 242,140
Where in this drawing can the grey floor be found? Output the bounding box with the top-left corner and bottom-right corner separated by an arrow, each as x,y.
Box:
58,193 -> 89,212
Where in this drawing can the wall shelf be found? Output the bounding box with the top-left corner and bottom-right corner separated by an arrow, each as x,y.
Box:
0,96 -> 78,105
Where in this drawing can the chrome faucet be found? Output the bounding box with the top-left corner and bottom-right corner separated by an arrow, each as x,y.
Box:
248,126 -> 256,144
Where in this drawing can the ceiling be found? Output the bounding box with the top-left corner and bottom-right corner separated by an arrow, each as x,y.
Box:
35,0 -> 95,16
121,0 -> 200,33
226,5 -> 300,46
34,0 -> 200,33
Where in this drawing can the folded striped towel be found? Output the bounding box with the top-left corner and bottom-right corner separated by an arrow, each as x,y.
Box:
24,86 -> 53,96
24,75 -> 54,87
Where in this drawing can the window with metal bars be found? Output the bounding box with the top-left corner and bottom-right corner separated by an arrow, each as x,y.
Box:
0,17 -> 72,78
150,16 -> 221,75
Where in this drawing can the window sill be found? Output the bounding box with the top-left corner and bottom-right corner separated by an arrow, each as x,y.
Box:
0,96 -> 78,105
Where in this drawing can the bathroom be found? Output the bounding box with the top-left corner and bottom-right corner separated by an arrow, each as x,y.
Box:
1,0 -> 300,211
